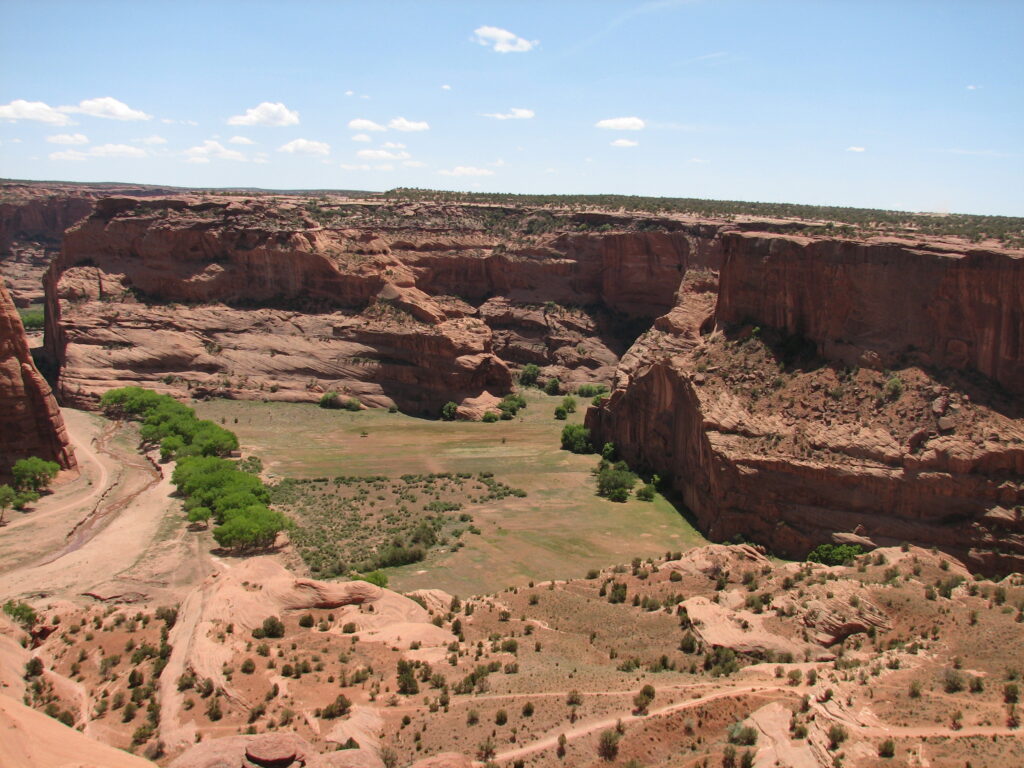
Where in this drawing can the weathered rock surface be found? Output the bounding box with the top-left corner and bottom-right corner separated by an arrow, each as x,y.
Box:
717,232 -> 1024,395
0,280 -> 76,475
590,234 -> 1024,574
45,197 -> 727,414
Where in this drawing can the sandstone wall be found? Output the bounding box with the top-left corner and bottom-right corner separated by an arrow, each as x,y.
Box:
0,281 -> 76,474
716,232 -> 1024,394
45,198 -> 728,413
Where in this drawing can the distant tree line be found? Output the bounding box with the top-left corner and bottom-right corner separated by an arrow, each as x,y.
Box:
383,188 -> 1024,245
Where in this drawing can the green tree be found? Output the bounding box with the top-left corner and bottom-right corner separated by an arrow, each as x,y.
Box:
12,457 -> 60,492
544,377 -> 561,396
554,406 -> 568,420
519,364 -> 540,387
0,485 -> 16,525
441,401 -> 458,420
560,424 -> 592,454
561,395 -> 577,413
3,600 -> 37,628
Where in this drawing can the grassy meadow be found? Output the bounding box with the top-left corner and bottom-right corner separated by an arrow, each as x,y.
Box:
195,390 -> 706,595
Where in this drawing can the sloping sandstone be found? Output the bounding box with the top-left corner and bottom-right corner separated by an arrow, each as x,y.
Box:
0,280 -> 76,475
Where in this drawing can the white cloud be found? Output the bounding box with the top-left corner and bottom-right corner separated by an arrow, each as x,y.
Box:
611,138 -> 638,147
490,158 -> 506,167
357,148 -> 410,160
351,133 -> 372,142
184,140 -> 246,163
595,116 -> 645,131
389,116 -> 429,132
345,90 -> 355,96
48,150 -> 87,161
381,141 -> 406,149
0,99 -> 73,125
253,152 -> 270,164
403,160 -> 426,167
47,133 -> 89,145
90,143 -> 147,158
689,157 -> 707,163
441,84 -> 452,91
227,101 -> 299,126
50,143 -> 147,161
438,166 -> 494,177
472,25 -> 536,53
228,136 -> 255,145
966,84 -> 980,90
134,135 -> 167,145
61,97 -> 151,121
348,118 -> 386,132
483,107 -> 535,120
340,163 -> 372,171
278,138 -> 331,156
375,164 -> 395,171
845,146 -> 866,152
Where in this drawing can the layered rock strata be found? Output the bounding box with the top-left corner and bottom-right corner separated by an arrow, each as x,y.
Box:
590,234 -> 1024,573
0,281 -> 76,474
45,197 -> 725,413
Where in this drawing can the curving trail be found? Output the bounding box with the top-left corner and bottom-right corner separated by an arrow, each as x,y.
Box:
0,409 -> 177,601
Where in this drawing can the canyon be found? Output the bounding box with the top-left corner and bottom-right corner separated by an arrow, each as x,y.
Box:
22,186 -> 1021,571
1,181 -> 1023,768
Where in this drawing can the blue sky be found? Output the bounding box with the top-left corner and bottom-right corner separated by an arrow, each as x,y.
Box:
1,0 -> 1021,215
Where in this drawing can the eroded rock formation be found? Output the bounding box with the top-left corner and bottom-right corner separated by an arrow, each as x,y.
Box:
589,233 -> 1024,573
45,196 -> 725,413
0,281 -> 76,474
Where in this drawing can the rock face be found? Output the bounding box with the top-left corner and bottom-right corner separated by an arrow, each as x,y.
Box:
717,232 -> 1024,395
45,197 -> 726,414
590,234 -> 1024,574
0,281 -> 76,475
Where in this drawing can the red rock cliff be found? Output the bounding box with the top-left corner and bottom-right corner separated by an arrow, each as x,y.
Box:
589,233 -> 1024,574
716,232 -> 1024,395
0,280 -> 76,474
45,198 -> 730,414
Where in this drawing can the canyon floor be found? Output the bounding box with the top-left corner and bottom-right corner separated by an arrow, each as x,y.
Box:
2,393 -> 1023,768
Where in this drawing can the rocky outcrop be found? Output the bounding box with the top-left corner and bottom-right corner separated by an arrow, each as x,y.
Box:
717,232 -> 1024,395
45,197 -> 728,413
590,234 -> 1024,574
0,281 -> 76,475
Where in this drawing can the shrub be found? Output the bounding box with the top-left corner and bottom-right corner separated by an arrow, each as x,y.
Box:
827,724 -> 847,750
879,738 -> 896,758
554,406 -> 568,420
561,396 -> 577,413
358,570 -> 388,588
253,616 -> 285,639
727,722 -> 758,746
884,375 -> 904,401
560,424 -> 593,453
806,543 -> 863,566
482,411 -> 499,423
3,600 -> 37,628
319,391 -> 341,408
544,377 -> 561,395
441,401 -> 458,421
321,694 -> 352,719
576,383 -> 608,398
18,308 -> 44,330
519,364 -> 540,387
597,729 -> 620,761
636,484 -> 655,501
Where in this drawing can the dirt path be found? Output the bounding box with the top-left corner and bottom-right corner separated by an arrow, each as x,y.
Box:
0,408 -> 179,602
490,684 -> 784,764
484,680 -> 1024,765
